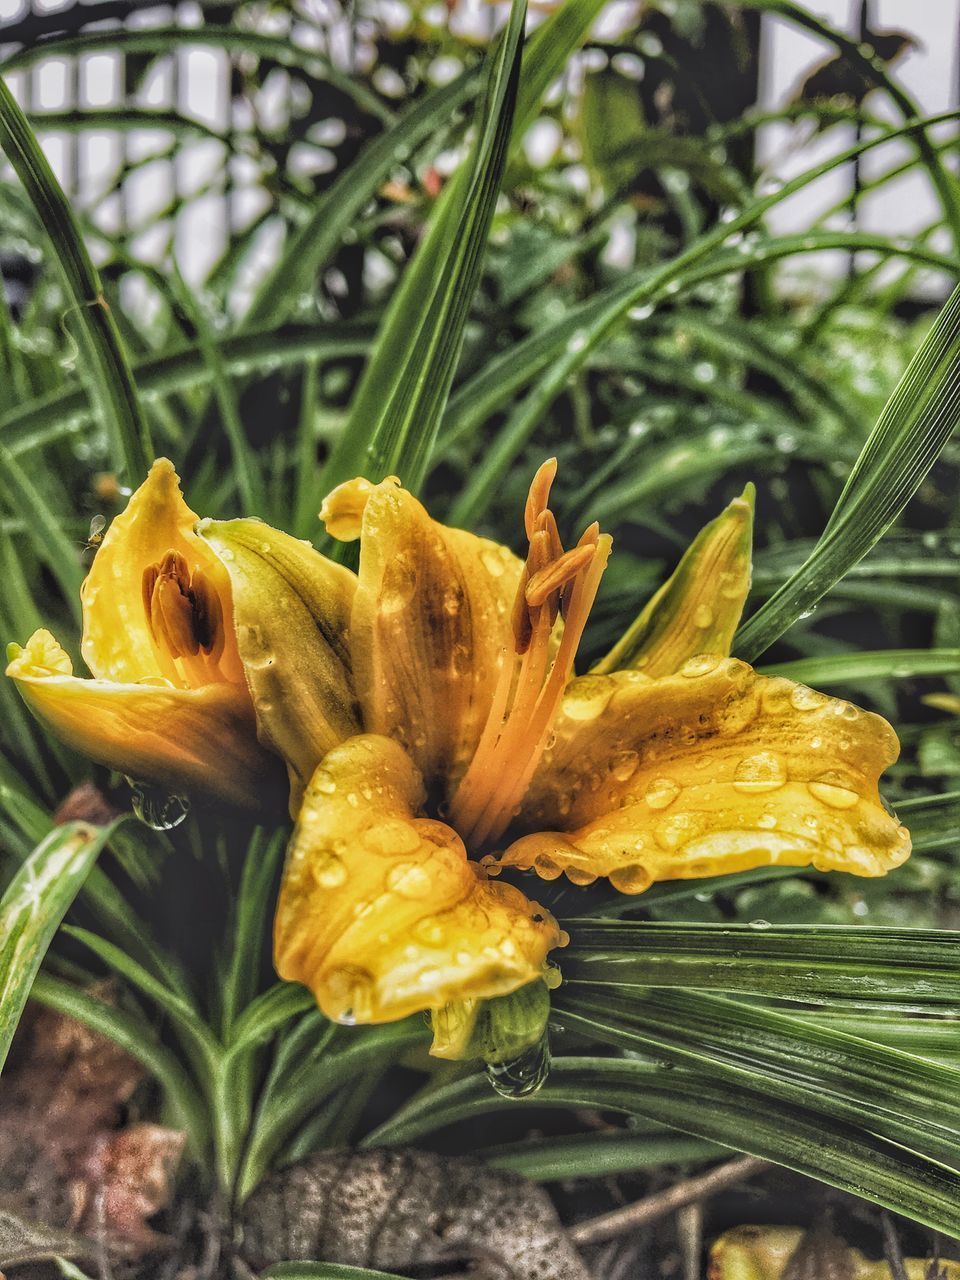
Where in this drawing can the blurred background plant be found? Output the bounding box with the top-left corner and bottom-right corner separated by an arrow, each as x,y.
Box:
2,0 -> 960,1277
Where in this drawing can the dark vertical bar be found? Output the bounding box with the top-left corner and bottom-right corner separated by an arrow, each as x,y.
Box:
849,0 -> 871,278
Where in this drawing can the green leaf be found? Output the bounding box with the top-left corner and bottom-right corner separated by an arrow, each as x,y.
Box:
0,75 -> 151,479
65,925 -> 218,1077
0,820 -> 113,1072
437,228 -> 958,465
246,69 -> 481,330
560,921 -> 960,1012
365,1056 -> 960,1234
0,324 -> 370,460
321,0 -> 527,498
736,283 -> 960,661
482,1129 -> 721,1180
236,1020 -> 424,1203
555,988 -> 960,1169
31,972 -> 209,1157
446,115 -> 960,526
760,649 -> 960,685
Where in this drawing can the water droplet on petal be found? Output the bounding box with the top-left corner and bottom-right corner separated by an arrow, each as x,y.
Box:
609,749 -> 640,782
645,777 -> 681,810
562,677 -> 614,721
609,863 -> 652,894
790,684 -> 828,712
679,654 -> 721,678
808,772 -> 859,809
313,851 -> 347,888
485,1031 -> 551,1098
386,860 -> 432,898
733,751 -> 787,794
694,604 -> 714,628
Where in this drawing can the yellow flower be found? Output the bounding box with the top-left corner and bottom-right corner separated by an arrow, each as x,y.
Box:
6,459 -> 276,808
709,1225 -> 960,1279
198,459 -> 909,1048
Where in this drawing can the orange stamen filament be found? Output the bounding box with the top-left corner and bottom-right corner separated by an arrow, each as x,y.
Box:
450,462 -> 610,849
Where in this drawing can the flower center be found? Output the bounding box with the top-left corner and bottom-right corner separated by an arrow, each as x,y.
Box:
450,460 -> 610,849
142,550 -> 228,685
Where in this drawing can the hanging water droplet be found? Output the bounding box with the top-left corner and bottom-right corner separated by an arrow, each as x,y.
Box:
129,781 -> 189,830
485,1031 -> 551,1099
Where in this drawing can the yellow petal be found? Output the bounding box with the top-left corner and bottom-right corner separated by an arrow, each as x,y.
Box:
709,1226 -> 960,1280
81,458 -> 244,689
495,657 -> 909,892
274,734 -> 564,1026
198,518 -> 360,805
594,486 -> 754,678
344,479 -> 522,790
7,630 -> 274,808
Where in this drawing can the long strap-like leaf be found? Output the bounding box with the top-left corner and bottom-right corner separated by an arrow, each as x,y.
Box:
320,0 -> 528,499
0,76 -> 151,480
735,282 -> 960,661
0,820 -> 113,1073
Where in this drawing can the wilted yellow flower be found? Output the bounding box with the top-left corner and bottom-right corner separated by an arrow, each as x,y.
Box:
198,459 -> 908,1047
6,460 -> 275,807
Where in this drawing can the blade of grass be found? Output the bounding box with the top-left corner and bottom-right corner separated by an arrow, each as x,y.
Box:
560,921 -> 960,1011
31,971 -> 209,1156
0,819 -> 114,1072
0,323 -> 370,459
447,114 -> 960,526
323,0 -> 608,497
736,282 -> 960,661
245,68 -> 481,330
0,74 -> 151,479
362,1057 -> 960,1233
321,0 -> 527,499
760,649 -> 960,684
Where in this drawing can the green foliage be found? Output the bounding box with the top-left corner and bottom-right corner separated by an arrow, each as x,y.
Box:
0,0 -> 959,1260
0,820 -> 113,1071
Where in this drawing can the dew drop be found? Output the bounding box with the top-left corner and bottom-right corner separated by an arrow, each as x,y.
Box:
679,654 -> 721,678
693,604 -> 714,628
644,776 -> 681,810
485,1031 -> 551,1099
749,918 -> 771,930
562,677 -> 614,721
313,851 -> 347,888
129,782 -> 189,830
789,684 -> 828,712
609,863 -> 652,894
609,749 -> 640,782
808,772 -> 859,809
733,751 -> 787,794
386,860 -> 432,898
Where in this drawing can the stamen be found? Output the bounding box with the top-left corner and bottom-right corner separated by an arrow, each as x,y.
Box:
450,461 -> 611,849
142,550 -> 229,685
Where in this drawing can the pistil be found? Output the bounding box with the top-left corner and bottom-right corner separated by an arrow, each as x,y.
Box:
450,461 -> 610,849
